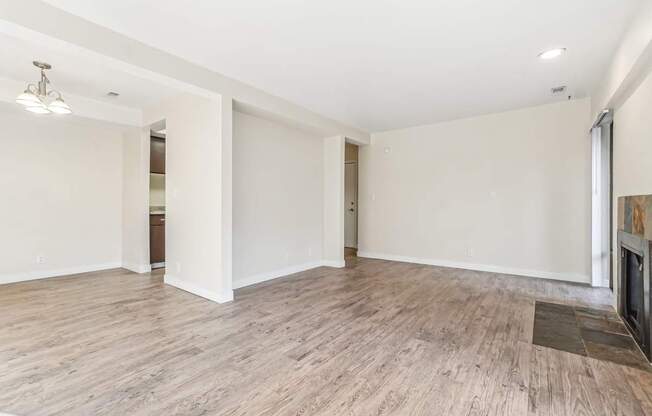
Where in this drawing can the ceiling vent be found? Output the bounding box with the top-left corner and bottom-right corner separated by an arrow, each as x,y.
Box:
550,86 -> 567,95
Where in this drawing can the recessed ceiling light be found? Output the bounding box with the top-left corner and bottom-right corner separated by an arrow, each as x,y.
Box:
539,48 -> 566,60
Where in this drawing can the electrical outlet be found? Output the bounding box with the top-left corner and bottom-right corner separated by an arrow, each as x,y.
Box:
36,255 -> 45,264
175,262 -> 181,273
466,248 -> 474,258
308,247 -> 312,257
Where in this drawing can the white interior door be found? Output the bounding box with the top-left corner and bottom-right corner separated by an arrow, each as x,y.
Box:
344,162 -> 358,248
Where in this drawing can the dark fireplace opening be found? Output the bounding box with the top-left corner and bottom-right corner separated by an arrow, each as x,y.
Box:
624,247 -> 645,344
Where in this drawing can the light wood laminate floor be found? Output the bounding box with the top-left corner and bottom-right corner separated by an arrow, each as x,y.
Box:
1,258 -> 651,415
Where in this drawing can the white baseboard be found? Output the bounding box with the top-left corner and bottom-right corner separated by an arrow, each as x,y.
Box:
357,251 -> 590,284
233,261 -> 322,289
164,274 -> 234,303
321,259 -> 346,268
233,259 -> 346,289
0,262 -> 123,285
122,262 -> 152,274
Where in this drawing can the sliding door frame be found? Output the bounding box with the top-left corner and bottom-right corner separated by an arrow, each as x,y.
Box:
591,110 -> 613,288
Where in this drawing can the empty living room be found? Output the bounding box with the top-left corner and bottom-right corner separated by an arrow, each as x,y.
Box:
2,0 -> 652,415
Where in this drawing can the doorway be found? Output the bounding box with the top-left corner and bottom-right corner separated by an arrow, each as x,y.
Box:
344,142 -> 358,259
149,123 -> 166,270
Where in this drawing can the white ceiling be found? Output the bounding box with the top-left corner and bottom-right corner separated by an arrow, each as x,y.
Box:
42,0 -> 641,132
0,31 -> 179,111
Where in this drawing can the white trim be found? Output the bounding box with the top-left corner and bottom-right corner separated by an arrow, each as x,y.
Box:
164,274 -> 234,303
233,261 -> 323,289
357,251 -> 590,284
591,126 -> 611,288
321,260 -> 346,268
0,262 -> 122,285
591,126 -> 602,287
233,259 -> 347,289
122,262 -> 152,274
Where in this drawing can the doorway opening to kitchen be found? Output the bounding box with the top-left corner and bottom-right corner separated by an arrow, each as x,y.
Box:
149,120 -> 166,269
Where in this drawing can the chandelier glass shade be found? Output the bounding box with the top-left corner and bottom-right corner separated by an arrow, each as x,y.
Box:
15,61 -> 72,115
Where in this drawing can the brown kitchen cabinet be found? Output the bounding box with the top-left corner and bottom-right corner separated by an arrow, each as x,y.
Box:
150,214 -> 165,265
150,137 -> 166,174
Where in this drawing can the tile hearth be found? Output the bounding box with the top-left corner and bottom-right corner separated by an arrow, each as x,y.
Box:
532,301 -> 651,372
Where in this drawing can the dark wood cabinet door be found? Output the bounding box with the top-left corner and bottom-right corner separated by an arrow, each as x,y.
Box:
150,137 -> 166,174
150,223 -> 165,264
150,214 -> 165,226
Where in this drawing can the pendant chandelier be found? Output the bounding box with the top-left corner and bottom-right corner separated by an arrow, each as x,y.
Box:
15,61 -> 72,115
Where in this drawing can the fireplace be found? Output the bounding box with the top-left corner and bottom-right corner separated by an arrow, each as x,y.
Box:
621,243 -> 646,343
617,195 -> 652,361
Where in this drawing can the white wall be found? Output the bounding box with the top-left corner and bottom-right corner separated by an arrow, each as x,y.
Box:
220,95 -> 234,296
591,0 -> 652,300
0,107 -> 127,283
121,128 -> 150,274
232,111 -> 324,288
591,1 -> 652,119
323,135 -> 346,267
359,99 -> 592,283
612,69 -> 652,295
142,93 -> 232,302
